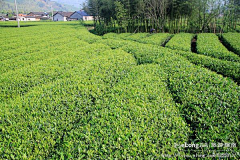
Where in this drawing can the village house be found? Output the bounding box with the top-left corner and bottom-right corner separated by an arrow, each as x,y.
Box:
9,17 -> 16,21
27,12 -> 49,17
53,12 -> 73,21
26,16 -> 39,21
19,16 -> 40,21
16,14 -> 40,21
18,14 -> 26,17
0,16 -> 9,21
69,10 -> 94,21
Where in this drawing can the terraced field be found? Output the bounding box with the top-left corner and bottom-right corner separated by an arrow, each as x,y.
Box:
0,22 -> 239,159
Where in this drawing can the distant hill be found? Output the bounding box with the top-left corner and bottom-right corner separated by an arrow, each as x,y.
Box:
53,0 -> 85,8
0,0 -> 78,12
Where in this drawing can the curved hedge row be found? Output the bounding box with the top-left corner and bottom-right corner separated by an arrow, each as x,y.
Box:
165,33 -> 194,52
221,33 -> 240,56
197,33 -> 240,62
137,33 -> 172,46
0,26 -> 76,53
0,39 -> 89,73
102,33 -> 131,40
97,38 -> 240,84
0,43 -> 190,159
103,33 -> 172,46
121,33 -> 150,41
95,39 -> 130,49
176,50 -> 240,84
1,23 -> 239,159
98,39 -> 239,155
122,33 -> 240,83
0,43 -> 111,102
78,30 -> 102,43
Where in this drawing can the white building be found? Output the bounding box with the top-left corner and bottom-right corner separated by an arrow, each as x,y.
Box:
18,16 -> 38,21
69,10 -> 93,21
83,16 -> 94,21
53,12 -> 73,21
0,16 -> 9,21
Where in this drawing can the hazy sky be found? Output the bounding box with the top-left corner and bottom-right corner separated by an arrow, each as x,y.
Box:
59,0 -> 86,8
72,0 -> 87,8
53,0 -> 87,8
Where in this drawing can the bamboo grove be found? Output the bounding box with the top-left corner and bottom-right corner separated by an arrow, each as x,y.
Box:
85,0 -> 240,34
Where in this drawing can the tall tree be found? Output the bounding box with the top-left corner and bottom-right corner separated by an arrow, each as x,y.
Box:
86,0 -> 240,34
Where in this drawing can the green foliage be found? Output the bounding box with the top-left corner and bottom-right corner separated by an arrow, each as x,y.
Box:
96,38 -> 130,49
221,33 -> 240,56
166,33 -> 194,52
197,33 -> 240,62
87,0 -> 240,34
101,33 -> 240,84
114,1 -> 128,32
0,21 -> 239,159
121,33 -> 150,41
103,33 -> 172,46
236,25 -> 240,32
98,38 -> 240,155
102,33 -> 131,40
137,33 -> 172,46
82,20 -> 94,26
176,50 -> 240,84
0,22 -> 191,159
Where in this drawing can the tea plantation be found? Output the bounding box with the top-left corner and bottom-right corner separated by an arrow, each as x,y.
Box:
0,22 -> 239,159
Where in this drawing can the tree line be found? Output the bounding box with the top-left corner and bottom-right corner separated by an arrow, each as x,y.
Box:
84,0 -> 240,34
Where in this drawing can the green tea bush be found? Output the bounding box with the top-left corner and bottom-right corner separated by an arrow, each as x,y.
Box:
102,33 -> 131,40
122,33 -> 150,41
101,39 -> 239,154
1,22 -> 239,159
78,29 -> 102,43
95,39 -> 130,49
197,33 -> 240,62
165,33 -> 194,52
138,33 -> 172,46
176,50 -> 240,84
0,43 -> 111,102
98,38 -> 240,84
221,33 -> 240,56
0,38 -> 89,73
0,43 -> 190,159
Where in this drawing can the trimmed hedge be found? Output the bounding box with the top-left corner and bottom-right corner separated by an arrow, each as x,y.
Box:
0,43 -> 111,102
176,50 -> 240,84
165,33 -> 194,52
102,33 -> 131,39
99,39 -> 239,155
1,23 -> 239,159
0,45 -> 189,159
197,33 -> 240,62
122,33 -> 150,41
221,33 -> 240,56
137,33 -> 172,46
97,38 -> 240,84
0,39 -> 89,73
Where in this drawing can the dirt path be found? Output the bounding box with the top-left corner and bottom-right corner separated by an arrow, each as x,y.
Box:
191,36 -> 197,53
162,36 -> 173,47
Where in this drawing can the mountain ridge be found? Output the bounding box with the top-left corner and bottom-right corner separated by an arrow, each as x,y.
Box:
0,0 -> 78,12
53,0 -> 85,8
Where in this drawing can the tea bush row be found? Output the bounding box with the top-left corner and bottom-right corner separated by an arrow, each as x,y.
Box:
220,33 -> 240,56
197,33 -> 240,62
0,43 -> 189,159
165,33 -> 194,52
97,38 -> 240,154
